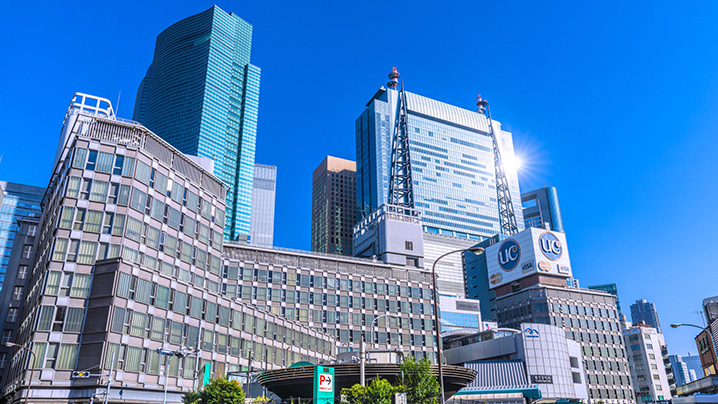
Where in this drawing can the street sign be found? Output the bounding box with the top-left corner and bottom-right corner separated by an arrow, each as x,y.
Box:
313,366 -> 334,404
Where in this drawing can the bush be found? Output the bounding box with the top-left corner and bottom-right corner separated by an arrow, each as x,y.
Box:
398,356 -> 440,404
187,378 -> 245,404
341,377 -> 396,404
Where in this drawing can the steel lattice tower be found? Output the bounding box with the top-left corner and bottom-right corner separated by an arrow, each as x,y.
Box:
387,67 -> 415,209
477,95 -> 519,236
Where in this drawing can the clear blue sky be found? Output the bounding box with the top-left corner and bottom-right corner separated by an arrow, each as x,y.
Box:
1,1 -> 716,357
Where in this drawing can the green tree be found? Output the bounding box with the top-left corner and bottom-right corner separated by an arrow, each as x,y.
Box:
199,378 -> 246,404
182,391 -> 201,404
398,356 -> 440,404
341,377 -> 396,404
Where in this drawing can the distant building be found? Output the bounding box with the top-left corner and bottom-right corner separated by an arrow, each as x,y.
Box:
631,299 -> 663,333
0,181 -> 44,292
249,164 -> 276,246
0,217 -> 39,386
521,186 -> 564,232
623,325 -> 672,402
683,354 -> 703,380
669,354 -> 697,387
589,283 -> 623,319
133,5 -> 261,241
311,156 -> 356,255
423,232 -> 478,297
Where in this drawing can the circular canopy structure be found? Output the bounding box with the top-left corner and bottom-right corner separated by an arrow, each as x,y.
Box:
257,363 -> 477,400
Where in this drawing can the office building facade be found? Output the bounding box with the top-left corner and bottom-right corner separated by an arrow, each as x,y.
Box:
588,283 -> 624,320
521,186 -> 564,232
444,323 -> 589,402
495,285 -> 633,403
355,85 -> 523,241
623,325 -> 672,401
630,299 -> 663,333
249,164 -> 276,247
0,217 -> 39,387
311,156 -> 357,256
222,243 -> 438,358
1,94 -> 333,404
133,5 -> 261,241
0,181 -> 44,292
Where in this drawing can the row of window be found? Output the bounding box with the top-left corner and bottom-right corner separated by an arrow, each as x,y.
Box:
110,306 -> 332,357
581,344 -> 626,359
586,372 -> 631,387
223,267 -> 432,298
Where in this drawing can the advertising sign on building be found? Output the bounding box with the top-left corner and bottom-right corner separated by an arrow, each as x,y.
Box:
486,228 -> 572,289
313,366 -> 335,404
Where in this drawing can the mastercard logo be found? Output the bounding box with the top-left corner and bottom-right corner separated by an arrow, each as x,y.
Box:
538,261 -> 551,272
490,273 -> 503,285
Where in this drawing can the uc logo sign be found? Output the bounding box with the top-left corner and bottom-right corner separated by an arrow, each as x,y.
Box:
498,239 -> 520,271
539,232 -> 562,260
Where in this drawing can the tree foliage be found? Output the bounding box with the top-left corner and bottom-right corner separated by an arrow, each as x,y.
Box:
398,356 -> 440,404
182,391 -> 201,404
196,378 -> 246,404
341,377 -> 396,404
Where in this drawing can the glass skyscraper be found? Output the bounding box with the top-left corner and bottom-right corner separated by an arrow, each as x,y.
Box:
356,87 -> 523,240
133,5 -> 260,241
521,186 -> 564,232
630,298 -> 663,333
0,181 -> 44,292
249,164 -> 277,247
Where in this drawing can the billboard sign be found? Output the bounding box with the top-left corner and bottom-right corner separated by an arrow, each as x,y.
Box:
313,366 -> 335,404
487,228 -> 572,289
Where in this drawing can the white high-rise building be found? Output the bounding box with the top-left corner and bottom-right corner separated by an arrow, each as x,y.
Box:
623,325 -> 673,402
249,164 -> 277,246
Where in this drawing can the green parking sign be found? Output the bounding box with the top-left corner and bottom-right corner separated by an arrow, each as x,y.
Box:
313,366 -> 334,404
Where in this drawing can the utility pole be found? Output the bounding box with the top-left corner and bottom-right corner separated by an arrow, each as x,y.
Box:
104,351 -> 115,404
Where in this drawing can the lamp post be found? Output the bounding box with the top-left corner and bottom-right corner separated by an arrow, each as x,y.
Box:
431,247 -> 485,404
671,323 -> 718,375
156,347 -> 197,404
6,342 -> 36,404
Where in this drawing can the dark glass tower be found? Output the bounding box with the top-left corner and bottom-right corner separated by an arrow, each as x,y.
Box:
133,6 -> 260,241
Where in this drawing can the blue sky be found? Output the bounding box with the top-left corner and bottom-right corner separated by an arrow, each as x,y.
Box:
1,1 -> 716,357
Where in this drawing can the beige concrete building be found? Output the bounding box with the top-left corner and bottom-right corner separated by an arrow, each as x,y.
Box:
310,156 -> 356,256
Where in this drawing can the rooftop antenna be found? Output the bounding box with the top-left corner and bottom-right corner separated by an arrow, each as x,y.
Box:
116,91 -> 121,117
387,67 -> 414,209
477,94 -> 519,236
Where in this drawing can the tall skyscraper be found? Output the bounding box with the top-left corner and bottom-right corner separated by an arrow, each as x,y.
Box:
0,181 -> 44,292
631,298 -> 663,333
521,186 -> 564,232
355,84 -> 523,240
311,156 -> 357,255
133,5 -> 261,241
669,354 -> 697,387
249,164 -> 277,246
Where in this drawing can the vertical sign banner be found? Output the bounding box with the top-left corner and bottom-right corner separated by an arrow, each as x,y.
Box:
313,366 -> 335,404
202,362 -> 211,387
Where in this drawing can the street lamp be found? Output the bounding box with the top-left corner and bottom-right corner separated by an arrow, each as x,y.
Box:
431,246 -> 485,404
156,347 -> 197,404
670,323 -> 717,375
5,342 -> 36,404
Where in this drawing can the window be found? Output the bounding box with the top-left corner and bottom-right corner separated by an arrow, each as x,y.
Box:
405,241 -> 413,250
66,176 -> 81,198
7,308 -> 18,323
0,330 -> 11,344
80,179 -> 92,199
70,274 -> 92,298
646,343 -> 653,349
18,265 -> 28,280
112,155 -> 125,175
86,150 -> 97,170
135,161 -> 151,184
122,157 -> 135,177
22,245 -> 32,259
12,286 -> 23,301
84,210 -> 103,233
59,206 -> 74,229
45,271 -> 62,295
52,307 -> 67,331
96,152 -> 114,173
130,188 -> 147,212
64,307 -> 85,333
77,241 -> 98,264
